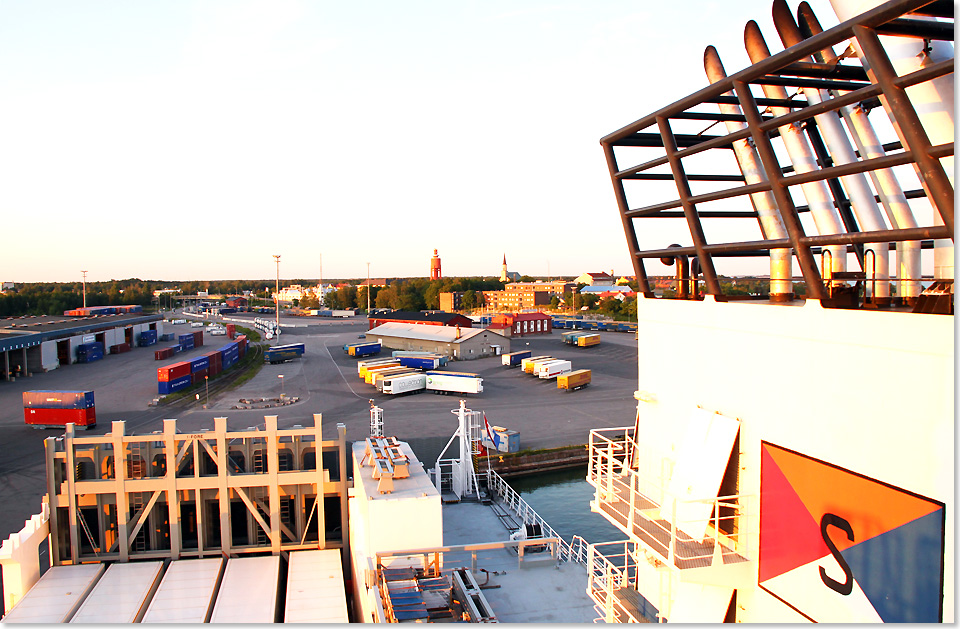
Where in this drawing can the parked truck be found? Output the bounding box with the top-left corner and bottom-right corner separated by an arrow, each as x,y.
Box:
397,354 -> 442,370
357,358 -> 400,378
380,373 -> 428,395
501,350 -> 532,367
557,369 -> 592,391
425,371 -> 483,395
364,363 -> 405,384
536,359 -> 573,379
264,343 -> 305,364
369,367 -> 417,387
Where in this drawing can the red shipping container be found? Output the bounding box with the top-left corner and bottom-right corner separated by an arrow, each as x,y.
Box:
191,368 -> 209,385
193,331 -> 203,347
24,407 -> 96,428
158,361 -> 191,382
207,361 -> 222,377
226,324 -> 236,339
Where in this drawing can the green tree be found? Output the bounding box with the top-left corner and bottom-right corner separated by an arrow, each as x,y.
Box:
462,290 -> 476,310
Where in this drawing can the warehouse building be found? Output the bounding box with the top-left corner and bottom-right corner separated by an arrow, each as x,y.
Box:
367,311 -> 473,330
0,313 -> 163,381
364,322 -> 509,360
486,312 -> 552,337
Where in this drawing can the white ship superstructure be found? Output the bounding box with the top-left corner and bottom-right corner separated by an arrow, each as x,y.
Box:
587,0 -> 953,622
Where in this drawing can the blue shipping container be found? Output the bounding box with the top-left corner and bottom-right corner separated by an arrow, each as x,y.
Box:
190,356 -> 210,372
158,375 -> 191,395
398,355 -> 440,369
76,343 -> 104,363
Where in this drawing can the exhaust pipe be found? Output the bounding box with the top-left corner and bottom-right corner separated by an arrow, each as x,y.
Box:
829,0 -> 954,282
772,0 -> 891,303
744,20 -> 848,288
796,1 -> 922,302
704,46 -> 794,301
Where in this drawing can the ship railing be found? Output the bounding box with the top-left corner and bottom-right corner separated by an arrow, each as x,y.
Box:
484,468 -> 586,566
588,539 -> 675,623
588,427 -> 754,571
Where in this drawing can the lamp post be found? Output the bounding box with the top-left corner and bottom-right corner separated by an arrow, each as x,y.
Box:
273,254 -> 281,343
205,375 -> 209,408
278,374 -> 284,398
366,262 -> 371,312
81,270 -> 87,308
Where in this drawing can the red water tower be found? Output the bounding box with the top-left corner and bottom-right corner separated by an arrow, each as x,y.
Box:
430,249 -> 442,280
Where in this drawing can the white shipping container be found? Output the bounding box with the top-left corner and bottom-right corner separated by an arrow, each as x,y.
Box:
425,373 -> 483,394
284,550 -> 349,623
382,373 -> 427,395
71,561 -> 165,624
539,360 -> 573,379
1,564 -> 105,623
533,359 -> 567,377
141,558 -> 224,623
210,556 -> 280,624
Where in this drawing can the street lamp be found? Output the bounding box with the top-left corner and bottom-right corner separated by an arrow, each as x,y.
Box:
205,375 -> 209,407
366,262 -> 371,312
278,374 -> 284,398
273,254 -> 281,343
81,270 -> 87,308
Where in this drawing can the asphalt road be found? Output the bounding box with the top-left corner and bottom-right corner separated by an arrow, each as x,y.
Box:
0,315 -> 638,556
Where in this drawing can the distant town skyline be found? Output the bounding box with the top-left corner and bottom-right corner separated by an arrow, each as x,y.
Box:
1,1 -> 840,284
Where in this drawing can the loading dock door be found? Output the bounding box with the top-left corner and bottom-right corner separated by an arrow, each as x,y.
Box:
124,327 -> 134,346
57,340 -> 71,366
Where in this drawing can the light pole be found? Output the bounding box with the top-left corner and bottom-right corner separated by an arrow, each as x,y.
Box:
81,270 -> 87,308
273,254 -> 281,343
205,375 -> 209,407
366,262 -> 371,312
278,374 -> 284,398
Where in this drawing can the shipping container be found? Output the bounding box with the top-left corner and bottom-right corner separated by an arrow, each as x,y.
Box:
178,336 -> 195,351
501,350 -> 532,367
158,361 -> 191,382
561,331 -> 589,345
109,343 -> 132,354
537,359 -> 573,379
521,356 -> 554,374
557,369 -> 592,391
24,406 -> 97,429
226,324 -> 236,339
138,330 -> 158,347
209,556 -> 280,624
159,332 -> 175,341
22,390 -> 94,409
0,564 -> 105,623
190,356 -> 210,373
193,330 -> 203,346
348,342 -> 381,358
76,342 -> 104,363
191,369 -> 209,386
425,372 -> 483,395
380,373 -> 428,395
70,561 -> 165,624
158,374 -> 192,395
154,347 -> 176,361
142,558 -> 224,624
577,333 -> 601,347
284,550 -> 349,624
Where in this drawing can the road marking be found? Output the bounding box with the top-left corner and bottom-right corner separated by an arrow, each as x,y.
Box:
323,343 -> 365,399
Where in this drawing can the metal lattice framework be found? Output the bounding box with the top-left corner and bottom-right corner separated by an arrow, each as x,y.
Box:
601,0 -> 953,306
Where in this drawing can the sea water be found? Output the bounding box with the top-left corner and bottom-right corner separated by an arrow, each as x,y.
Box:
508,467 -> 622,544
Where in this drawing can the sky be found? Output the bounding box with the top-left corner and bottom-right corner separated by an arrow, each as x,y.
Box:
0,0 -> 843,283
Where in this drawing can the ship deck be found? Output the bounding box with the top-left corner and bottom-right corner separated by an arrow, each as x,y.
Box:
440,499 -> 598,623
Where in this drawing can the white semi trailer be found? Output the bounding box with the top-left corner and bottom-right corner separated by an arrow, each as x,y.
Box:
425,371 -> 483,395
381,373 -> 427,395
538,359 -> 573,379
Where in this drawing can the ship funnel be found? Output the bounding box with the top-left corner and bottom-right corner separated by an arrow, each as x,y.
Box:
703,45 -> 793,301
770,0 -> 892,303
794,0 -> 923,303
743,19 -> 848,291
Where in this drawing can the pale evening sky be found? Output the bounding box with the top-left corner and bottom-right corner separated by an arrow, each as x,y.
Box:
0,0 -> 841,283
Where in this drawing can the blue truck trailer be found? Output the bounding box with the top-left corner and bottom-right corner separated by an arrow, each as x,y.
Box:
397,354 -> 442,369
264,343 -> 305,364
501,350 -> 532,367
348,342 -> 381,358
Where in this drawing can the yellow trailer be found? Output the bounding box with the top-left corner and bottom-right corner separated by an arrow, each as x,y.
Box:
557,369 -> 591,391
577,334 -> 601,347
521,356 -> 554,374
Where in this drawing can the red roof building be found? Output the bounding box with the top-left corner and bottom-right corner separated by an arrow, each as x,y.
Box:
488,312 -> 552,337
